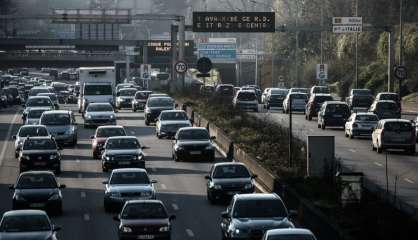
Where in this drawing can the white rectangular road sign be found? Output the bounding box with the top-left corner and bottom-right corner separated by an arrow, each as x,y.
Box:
316,64 -> 328,81
332,17 -> 362,33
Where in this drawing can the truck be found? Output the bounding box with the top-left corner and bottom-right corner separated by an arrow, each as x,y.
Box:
346,89 -> 374,111
78,67 -> 116,113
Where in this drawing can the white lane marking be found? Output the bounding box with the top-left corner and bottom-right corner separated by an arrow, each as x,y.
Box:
78,173 -> 83,179
83,213 -> 90,221
172,203 -> 179,211
186,229 -> 194,237
374,162 -> 384,167
130,131 -> 135,135
151,167 -> 157,172
80,192 -> 86,198
0,112 -> 19,166
76,159 -> 80,163
349,149 -> 357,153
404,178 -> 415,184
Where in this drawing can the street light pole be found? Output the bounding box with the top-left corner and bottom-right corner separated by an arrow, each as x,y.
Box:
354,0 -> 359,88
398,0 -> 404,97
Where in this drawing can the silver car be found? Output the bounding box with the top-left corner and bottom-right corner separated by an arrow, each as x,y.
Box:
84,103 -> 116,127
40,110 -> 78,146
13,125 -> 49,158
344,112 -> 379,139
116,88 -> 137,109
22,96 -> 54,121
103,168 -> 157,212
156,110 -> 191,139
37,93 -> 59,109
283,93 -> 308,113
25,107 -> 52,125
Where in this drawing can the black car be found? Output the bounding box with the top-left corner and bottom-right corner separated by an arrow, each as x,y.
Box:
172,127 -> 215,162
18,137 -> 62,174
369,100 -> 401,119
205,163 -> 256,203
346,89 -> 374,110
318,101 -> 350,129
264,88 -> 288,109
0,89 -> 8,108
144,96 -> 175,125
4,86 -> 21,104
132,91 -> 152,112
10,171 -> 65,215
114,200 -> 175,240
101,136 -> 147,172
0,210 -> 61,240
305,94 -> 334,120
220,194 -> 296,240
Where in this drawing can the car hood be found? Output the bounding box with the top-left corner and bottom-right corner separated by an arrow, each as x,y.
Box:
0,231 -> 53,240
86,111 -> 115,117
15,188 -> 59,198
108,184 -> 153,193
232,217 -> 293,229
148,107 -> 174,111
22,150 -> 58,155
25,118 -> 40,125
121,218 -> 169,227
160,120 -> 191,126
212,178 -> 252,186
45,125 -> 71,133
177,140 -> 211,146
105,149 -> 142,156
24,106 -> 52,113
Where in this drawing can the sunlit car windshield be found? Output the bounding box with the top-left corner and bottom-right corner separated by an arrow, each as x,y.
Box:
23,139 -> 57,150
267,235 -> 315,240
147,98 -> 173,107
40,113 -> 70,125
0,215 -> 51,232
355,115 -> 378,122
87,104 -> 114,112
160,112 -> 188,121
18,127 -> 48,137
26,98 -> 52,107
96,128 -> 126,138
119,89 -> 136,96
16,174 -> 58,189
106,138 -> 140,149
110,172 -> 150,185
213,165 -> 251,179
233,199 -> 287,218
122,203 -> 167,219
84,85 -> 112,95
177,129 -> 209,140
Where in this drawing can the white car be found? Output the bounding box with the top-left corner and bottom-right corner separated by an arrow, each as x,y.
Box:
233,90 -> 258,112
13,125 -> 49,158
116,88 -> 137,109
84,103 -> 116,127
344,112 -> 379,139
155,110 -> 191,139
25,107 -> 52,125
261,88 -> 271,104
282,93 -> 308,113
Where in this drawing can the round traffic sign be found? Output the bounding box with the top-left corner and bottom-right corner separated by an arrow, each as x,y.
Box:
196,57 -> 212,74
175,61 -> 188,74
394,65 -> 407,80
142,72 -> 149,79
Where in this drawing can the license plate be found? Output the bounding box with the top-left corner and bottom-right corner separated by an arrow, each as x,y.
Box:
137,235 -> 154,240
333,114 -> 342,117
228,191 -> 239,195
30,203 -> 45,208
190,151 -> 201,155
119,161 -> 131,165
34,162 -> 46,166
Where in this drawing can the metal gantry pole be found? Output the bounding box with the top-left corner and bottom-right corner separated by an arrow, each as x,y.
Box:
255,37 -> 258,86
288,94 -> 293,168
178,16 -> 186,91
354,0 -> 359,88
398,0 -> 404,97
388,29 -> 395,92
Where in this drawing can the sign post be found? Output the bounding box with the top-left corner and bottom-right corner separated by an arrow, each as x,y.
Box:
140,64 -> 151,89
332,17 -> 363,33
316,64 -> 328,84
175,61 -> 188,74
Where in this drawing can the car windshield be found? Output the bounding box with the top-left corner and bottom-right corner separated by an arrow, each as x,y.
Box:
122,202 -> 167,219
96,128 -> 126,138
38,94 -> 57,101
40,113 -> 70,125
177,129 -> 209,140
26,98 -> 52,107
352,89 -> 371,95
213,165 -> 251,179
291,94 -> 307,100
233,199 -> 288,218
18,127 -> 48,137
356,115 -> 378,122
135,92 -> 151,99
377,102 -> 398,111
379,94 -> 398,101
270,89 -> 288,95
160,112 -> 188,121
84,85 -> 112,95
110,172 -> 150,185
267,235 -> 315,240
29,89 -> 50,96
106,138 -> 140,149
87,104 -> 113,112
385,122 -> 413,132
313,87 -> 330,94
28,109 -> 47,118
237,92 -> 256,101
0,215 -> 51,232
326,104 -> 349,114
23,139 -> 57,150
147,98 -> 173,108
314,96 -> 333,103
291,88 -> 308,94
119,89 -> 136,96
16,174 -> 58,189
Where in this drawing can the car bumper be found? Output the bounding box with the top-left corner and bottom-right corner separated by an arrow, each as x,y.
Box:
119,232 -> 171,240
324,118 -> 347,127
13,199 -> 61,211
381,143 -> 415,150
103,160 -> 145,169
175,149 -> 215,161
236,104 -> 258,111
266,101 -> 283,107
117,101 -> 133,108
85,118 -> 116,126
209,188 -> 254,200
352,128 -> 374,136
145,113 -> 160,123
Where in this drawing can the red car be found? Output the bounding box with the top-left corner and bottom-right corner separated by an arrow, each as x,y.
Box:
91,126 -> 126,159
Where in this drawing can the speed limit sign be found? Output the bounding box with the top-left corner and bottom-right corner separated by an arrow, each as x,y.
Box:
175,61 -> 188,74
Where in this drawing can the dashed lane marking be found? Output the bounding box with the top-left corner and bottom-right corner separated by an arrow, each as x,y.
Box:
83,213 -> 90,221
172,203 -> 179,211
405,178 -> 415,184
0,112 -> 19,166
349,149 -> 357,153
186,229 -> 194,238
80,192 -> 86,198
160,184 -> 167,190
374,162 -> 384,167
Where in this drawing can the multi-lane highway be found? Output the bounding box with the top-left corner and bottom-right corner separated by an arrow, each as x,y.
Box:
0,104 -> 225,240
259,109 -> 418,213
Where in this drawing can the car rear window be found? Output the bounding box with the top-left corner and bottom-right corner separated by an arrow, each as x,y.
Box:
237,92 -> 256,101
379,94 -> 398,101
356,115 -> 378,121
270,89 -> 288,95
384,122 -> 413,132
96,128 -> 126,138
110,172 -> 150,185
314,96 -> 333,103
377,102 -> 398,111
218,86 -> 234,96
352,89 -> 371,95
233,199 -> 287,218
326,104 -> 349,114
213,165 -> 251,179
291,94 -> 307,100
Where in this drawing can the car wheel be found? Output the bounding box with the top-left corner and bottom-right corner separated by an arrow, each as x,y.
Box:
102,165 -> 108,172
345,130 -> 349,138
349,132 -> 354,139
376,143 -> 383,153
55,166 -> 61,174
145,120 -> 150,126
133,108 -> 136,112
321,123 -> 325,130
104,202 -> 111,213
371,142 -> 376,151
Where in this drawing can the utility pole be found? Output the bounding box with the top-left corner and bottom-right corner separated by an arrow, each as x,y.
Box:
271,33 -> 275,87
294,2 -> 299,87
288,94 -> 293,168
178,16 -> 186,91
255,37 -> 258,86
398,0 -> 404,97
354,0 -> 359,88
388,29 -> 395,92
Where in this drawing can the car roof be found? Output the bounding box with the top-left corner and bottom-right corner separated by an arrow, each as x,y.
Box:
43,110 -> 71,115
266,228 -> 314,236
107,136 -> 138,140
97,125 -> 124,129
119,88 -> 137,91
28,96 -> 51,100
234,193 -> 281,201
324,101 -> 347,105
126,199 -> 163,205
27,107 -> 52,111
19,170 -> 55,177
312,93 -> 332,97
3,209 -> 48,217
375,100 -> 396,103
178,127 -> 207,131
378,92 -> 397,95
380,119 -> 411,123
19,124 -> 47,129
237,90 -> 256,94
24,136 -> 53,140
353,112 -> 376,115
213,162 -> 248,168
37,93 -> 56,96
88,102 -> 112,106
160,110 -> 186,113
111,168 -> 148,174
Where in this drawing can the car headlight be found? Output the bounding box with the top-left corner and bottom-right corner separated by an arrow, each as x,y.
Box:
65,128 -> 74,135
142,191 -> 152,197
205,145 -> 214,150
14,194 -> 26,201
116,97 -> 122,103
48,193 -> 61,201
159,226 -> 170,232
175,145 -> 184,151
110,115 -> 115,119
133,154 -> 143,161
122,226 -> 132,233
85,114 -> 92,119
21,155 -> 29,160
244,183 -> 253,189
105,156 -> 112,161
145,108 -> 151,114
49,154 -> 58,160
211,184 -> 222,190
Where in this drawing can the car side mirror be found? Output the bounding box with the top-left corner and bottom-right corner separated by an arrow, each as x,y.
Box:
221,211 -> 229,218
210,136 -> 216,140
141,146 -> 150,150
204,175 -> 211,180
113,215 -> 120,222
251,174 -> 258,179
151,180 -> 158,184
21,104 -> 25,107
58,146 -> 63,150
59,184 -> 66,189
12,135 -> 16,140
116,93 -> 120,96
8,185 -> 14,190
102,180 -> 108,184
90,135 -> 95,139
288,210 -> 298,218
53,225 -> 62,232
169,215 -> 176,221
175,103 -> 179,108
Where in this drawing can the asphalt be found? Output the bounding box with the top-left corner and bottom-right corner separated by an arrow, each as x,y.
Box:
256,107 -> 418,217
0,104 -> 225,240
